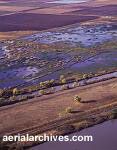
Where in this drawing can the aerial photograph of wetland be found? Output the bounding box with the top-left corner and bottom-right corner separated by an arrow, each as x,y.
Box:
0,0 -> 117,150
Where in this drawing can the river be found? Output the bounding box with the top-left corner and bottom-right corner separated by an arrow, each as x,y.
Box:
29,119 -> 117,150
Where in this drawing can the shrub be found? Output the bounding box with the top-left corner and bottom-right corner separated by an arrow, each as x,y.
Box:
83,74 -> 88,79
61,79 -> 67,84
45,80 -> 49,86
13,88 -> 19,96
50,79 -> 55,85
40,82 -> 46,87
111,109 -> 117,119
60,75 -> 65,81
28,86 -> 38,92
20,95 -> 28,101
51,87 -> 56,92
74,95 -> 82,103
11,95 -> 17,101
0,97 -> 5,102
0,88 -> 12,97
19,88 -> 28,95
27,95 -> 35,99
39,90 -> 46,95
61,85 -> 69,90
40,80 -> 55,88
65,107 -> 72,113
72,82 -> 79,88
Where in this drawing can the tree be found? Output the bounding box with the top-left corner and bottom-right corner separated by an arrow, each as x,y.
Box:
74,95 -> 82,103
61,79 -> 67,84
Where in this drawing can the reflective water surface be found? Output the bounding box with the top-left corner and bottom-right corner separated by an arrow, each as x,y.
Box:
30,119 -> 117,150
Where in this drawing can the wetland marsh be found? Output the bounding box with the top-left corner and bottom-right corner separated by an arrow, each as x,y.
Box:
0,24 -> 117,88
0,0 -> 117,150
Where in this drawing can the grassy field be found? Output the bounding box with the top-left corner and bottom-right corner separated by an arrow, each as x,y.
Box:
0,78 -> 117,149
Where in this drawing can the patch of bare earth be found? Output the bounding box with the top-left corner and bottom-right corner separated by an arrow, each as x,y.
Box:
0,31 -> 39,40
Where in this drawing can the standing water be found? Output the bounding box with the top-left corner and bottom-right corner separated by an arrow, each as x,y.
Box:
29,119 -> 117,150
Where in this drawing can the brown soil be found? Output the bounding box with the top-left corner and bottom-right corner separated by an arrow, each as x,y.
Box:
0,31 -> 38,40
0,6 -> 34,12
27,5 -> 83,14
67,5 -> 117,16
0,78 -> 117,138
0,0 -> 116,32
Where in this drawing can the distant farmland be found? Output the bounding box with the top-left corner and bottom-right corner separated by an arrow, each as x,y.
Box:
0,13 -> 98,32
68,5 -> 117,16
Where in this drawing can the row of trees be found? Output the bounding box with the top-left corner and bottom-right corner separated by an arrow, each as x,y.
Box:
0,74 -> 86,100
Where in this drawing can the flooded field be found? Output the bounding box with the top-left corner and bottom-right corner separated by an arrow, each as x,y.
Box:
0,24 -> 117,88
24,24 -> 117,47
0,48 -> 116,88
71,51 -> 117,73
0,43 -> 5,59
30,119 -> 117,150
0,66 -> 39,88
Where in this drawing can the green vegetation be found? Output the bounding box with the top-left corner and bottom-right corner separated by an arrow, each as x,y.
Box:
39,90 -> 46,95
40,80 -> 55,88
61,79 -> 67,84
74,95 -> 82,103
110,109 -> 117,119
13,88 -> 19,96
83,74 -> 88,79
60,75 -> 67,84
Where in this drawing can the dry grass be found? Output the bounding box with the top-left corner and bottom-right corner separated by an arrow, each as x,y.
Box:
0,31 -> 38,40
0,6 -> 33,12
0,78 -> 117,137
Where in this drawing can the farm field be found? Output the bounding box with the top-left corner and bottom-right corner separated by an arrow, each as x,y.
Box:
0,0 -> 117,149
0,78 -> 117,149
